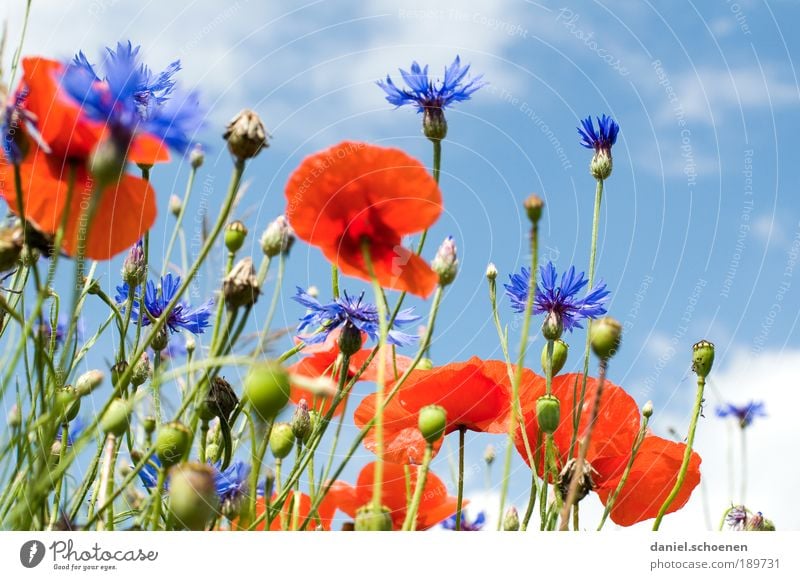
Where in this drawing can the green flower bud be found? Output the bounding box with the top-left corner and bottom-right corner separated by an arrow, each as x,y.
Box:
337,321 -> 363,356
642,401 -> 654,419
590,317 -> 622,360
101,398 -> 131,437
416,358 -> 434,371
422,107 -> 447,142
224,220 -> 248,253
143,416 -> 156,435
169,195 -> 182,218
541,311 -> 564,341
131,353 -> 152,387
691,340 -> 715,378
223,109 -> 268,160
185,336 -> 196,354
536,394 -> 560,435
541,339 -> 568,375
110,361 -> 129,389
486,262 -> 498,281
503,506 -> 520,531
75,369 -> 104,397
89,139 -> 125,186
260,215 -> 294,258
168,462 -> 218,531
354,505 -> 393,531
189,144 -> 205,169
155,422 -> 192,467
523,194 -> 544,224
418,404 -> 447,444
269,422 -> 295,459
431,236 -> 458,287
150,327 -> 169,352
244,361 -> 290,421
54,387 -> 80,423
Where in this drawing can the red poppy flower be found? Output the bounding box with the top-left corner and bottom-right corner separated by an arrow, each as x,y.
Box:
0,57 -> 168,260
514,373 -> 701,526
247,491 -> 337,531
287,328 -> 413,416
326,462 -> 462,530
284,142 -> 443,298
354,357 -> 513,464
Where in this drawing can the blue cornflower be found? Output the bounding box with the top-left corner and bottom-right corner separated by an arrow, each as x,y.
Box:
293,287 -> 419,347
213,461 -> 250,508
716,401 -> 766,428
138,456 -> 161,490
578,114 -> 619,153
504,262 -> 609,333
115,272 -> 213,335
441,511 -> 486,531
1,89 -> 40,164
62,41 -> 203,152
377,55 -> 486,113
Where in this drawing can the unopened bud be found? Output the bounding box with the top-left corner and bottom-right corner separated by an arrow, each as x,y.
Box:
269,422 -> 295,459
260,215 -> 294,258
483,444 -> 496,466
151,327 -> 169,352
523,194 -> 544,224
642,401 -> 654,418
503,506 -> 520,531
536,394 -> 560,435
291,399 -> 312,442
431,236 -> 458,287
691,340 -> 715,378
7,404 -> 21,428
131,353 -> 152,387
54,387 -> 80,423
486,262 -> 498,281
189,143 -> 205,169
101,398 -> 131,437
244,361 -> 290,421
590,317 -> 622,360
169,195 -> 182,217
541,339 -> 568,375
75,369 -> 104,396
418,405 -> 447,444
111,361 -> 129,388
223,109 -> 268,160
355,505 -> 393,531
168,462 -> 218,530
89,139 -> 125,186
224,220 -> 248,253
155,422 -> 192,467
121,241 -> 146,287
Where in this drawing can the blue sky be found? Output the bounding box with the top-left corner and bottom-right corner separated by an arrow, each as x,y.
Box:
3,0 -> 799,529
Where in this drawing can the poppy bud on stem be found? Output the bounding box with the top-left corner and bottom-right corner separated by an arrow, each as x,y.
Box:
653,340 -> 714,530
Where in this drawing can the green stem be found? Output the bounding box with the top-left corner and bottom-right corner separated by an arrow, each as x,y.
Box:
401,443 -> 433,531
331,265 -> 340,299
455,426 -> 466,531
47,423 -> 69,529
653,375 -> 705,530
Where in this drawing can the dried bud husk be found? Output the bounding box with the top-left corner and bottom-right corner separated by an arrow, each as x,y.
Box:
223,257 -> 260,309
0,225 -> 24,272
260,215 -> 294,258
75,369 -> 104,396
422,107 -> 447,142
691,340 -> 715,378
155,422 -> 192,467
224,220 -> 248,253
431,236 -> 458,287
269,422 -> 295,459
557,458 -> 598,503
523,194 -> 544,224
354,505 -> 393,531
590,317 -> 622,360
168,462 -> 218,531
223,109 -> 268,160
244,361 -> 290,421
503,506 -> 520,531
536,394 -> 560,435
541,339 -> 568,375
199,376 -> 239,423
418,405 -> 447,444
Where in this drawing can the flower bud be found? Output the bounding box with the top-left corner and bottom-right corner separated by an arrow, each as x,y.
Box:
7,404 -> 21,428
155,421 -> 192,467
416,358 -> 434,371
536,394 -> 560,435
110,361 -> 129,388
306,286 -> 319,299
541,311 -> 563,341
691,340 -> 715,378
485,262 -> 498,281
260,215 -> 294,258
503,506 -> 520,531
590,149 -> 613,180
337,321 -> 363,356
263,467 -> 276,501
168,462 -> 218,531
0,225 -> 23,272
54,387 -> 80,423
431,236 -> 458,287
269,422 -> 295,459
422,107 -> 447,142
189,143 -> 205,169
75,369 -> 104,397
185,336 -> 196,354
642,400 -> 654,419
244,361 -> 290,421
590,317 -> 622,360
121,241 -> 146,287
151,327 -> 169,352
168,195 -> 182,217
291,399 -> 312,442
89,139 -> 125,186
418,405 -> 447,444
223,109 -> 268,160
483,444 -> 496,466
523,194 -> 544,224
130,353 -> 152,387
224,220 -> 248,253
223,257 -> 260,308
101,398 -> 131,437
354,505 -> 393,531
541,339 -> 568,376
199,376 -> 239,423
143,416 -> 156,435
